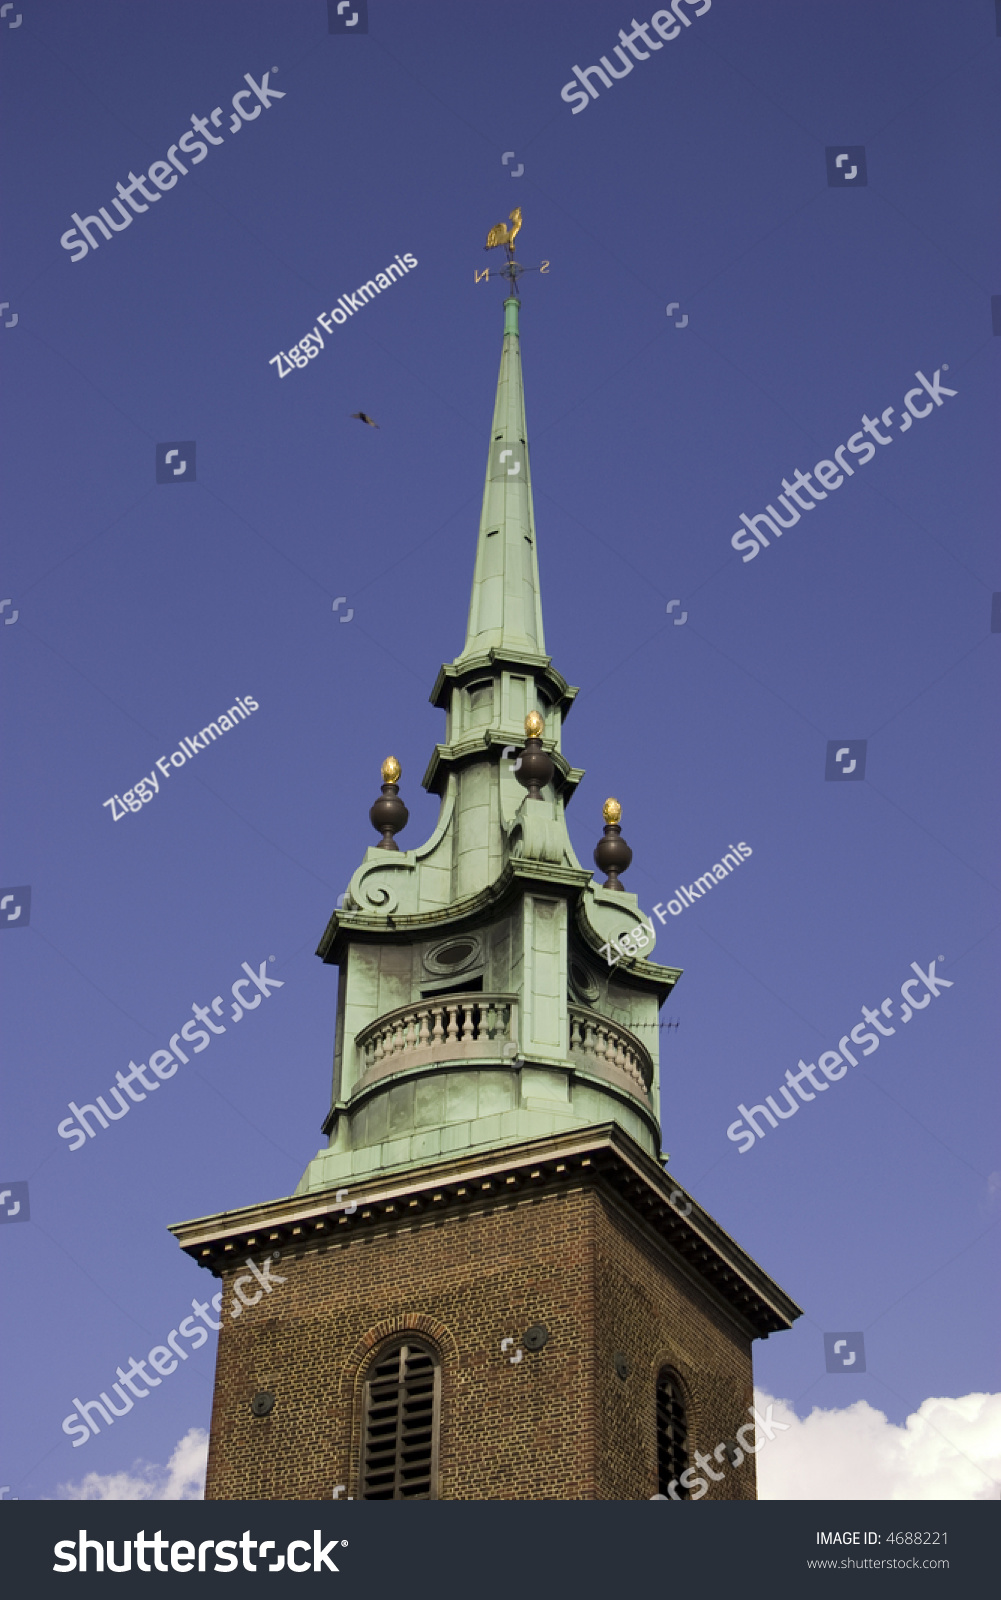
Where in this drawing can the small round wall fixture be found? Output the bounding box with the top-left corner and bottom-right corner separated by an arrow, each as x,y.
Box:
424,935 -> 482,977
523,1323 -> 549,1352
251,1391 -> 276,1417
613,1352 -> 630,1381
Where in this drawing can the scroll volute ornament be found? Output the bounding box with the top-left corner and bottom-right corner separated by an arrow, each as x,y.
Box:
515,711 -> 555,801
370,756 -> 409,850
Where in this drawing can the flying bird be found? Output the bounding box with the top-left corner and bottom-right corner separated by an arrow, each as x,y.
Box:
350,412 -> 380,428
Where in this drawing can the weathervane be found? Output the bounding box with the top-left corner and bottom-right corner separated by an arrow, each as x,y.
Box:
476,208 -> 549,293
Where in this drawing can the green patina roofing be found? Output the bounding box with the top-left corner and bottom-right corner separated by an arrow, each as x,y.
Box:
457,296 -> 546,664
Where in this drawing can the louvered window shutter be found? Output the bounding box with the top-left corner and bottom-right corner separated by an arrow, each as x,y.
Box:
361,1341 -> 440,1499
655,1371 -> 690,1498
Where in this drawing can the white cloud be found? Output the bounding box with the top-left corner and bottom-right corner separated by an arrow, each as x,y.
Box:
59,1428 -> 208,1501
755,1389 -> 1001,1500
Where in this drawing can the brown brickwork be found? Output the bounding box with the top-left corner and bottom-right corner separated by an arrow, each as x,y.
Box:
592,1192 -> 757,1500
203,1173 -> 758,1501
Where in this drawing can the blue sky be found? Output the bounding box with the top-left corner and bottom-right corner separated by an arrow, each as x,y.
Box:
1,0 -> 997,1499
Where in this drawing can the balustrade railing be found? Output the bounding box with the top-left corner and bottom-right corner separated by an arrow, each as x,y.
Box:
568,1005 -> 653,1096
355,993 -> 517,1078
353,994 -> 651,1100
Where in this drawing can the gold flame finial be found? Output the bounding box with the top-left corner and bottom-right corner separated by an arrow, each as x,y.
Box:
603,797 -> 622,825
381,756 -> 401,784
524,710 -> 544,738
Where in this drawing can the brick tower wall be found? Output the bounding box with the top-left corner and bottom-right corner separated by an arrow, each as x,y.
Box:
203,1179 -> 756,1501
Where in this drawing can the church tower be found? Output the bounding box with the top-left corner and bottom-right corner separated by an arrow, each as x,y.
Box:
170,260 -> 800,1501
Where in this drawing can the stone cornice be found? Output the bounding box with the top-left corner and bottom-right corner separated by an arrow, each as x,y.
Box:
573,898 -> 682,1001
316,857 -> 592,964
168,1124 -> 802,1341
428,650 -> 579,720
421,733 -> 584,803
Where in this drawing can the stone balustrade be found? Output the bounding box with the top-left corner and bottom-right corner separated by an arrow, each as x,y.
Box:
352,993 -> 652,1105
568,1005 -> 653,1098
355,993 -> 518,1083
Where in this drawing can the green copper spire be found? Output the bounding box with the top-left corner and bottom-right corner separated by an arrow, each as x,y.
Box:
458,296 -> 545,662
293,259 -> 683,1204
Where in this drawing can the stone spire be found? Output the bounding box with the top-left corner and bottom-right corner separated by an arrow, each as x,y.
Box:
458,297 -> 546,662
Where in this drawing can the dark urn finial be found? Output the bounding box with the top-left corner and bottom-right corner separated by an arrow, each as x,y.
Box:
594,797 -> 632,891
370,756 -> 409,850
514,711 -> 555,801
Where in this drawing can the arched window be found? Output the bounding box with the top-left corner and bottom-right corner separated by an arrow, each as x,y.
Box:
656,1369 -> 690,1498
361,1340 -> 440,1499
